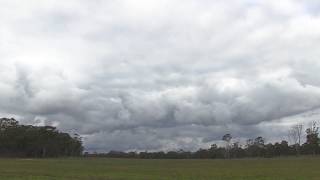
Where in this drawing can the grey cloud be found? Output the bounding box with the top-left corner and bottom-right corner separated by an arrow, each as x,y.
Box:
1,0 -> 320,151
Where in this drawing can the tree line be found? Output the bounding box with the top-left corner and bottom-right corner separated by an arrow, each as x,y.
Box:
86,121 -> 320,159
0,118 -> 83,157
1,117 -> 318,159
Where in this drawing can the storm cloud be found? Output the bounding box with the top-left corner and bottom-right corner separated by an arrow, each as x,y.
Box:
1,0 -> 320,152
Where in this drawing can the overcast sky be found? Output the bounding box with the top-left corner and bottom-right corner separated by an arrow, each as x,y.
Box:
1,0 -> 320,152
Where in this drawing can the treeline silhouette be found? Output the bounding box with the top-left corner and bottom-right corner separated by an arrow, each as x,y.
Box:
86,121 -> 320,159
1,117 -> 319,159
0,118 -> 83,157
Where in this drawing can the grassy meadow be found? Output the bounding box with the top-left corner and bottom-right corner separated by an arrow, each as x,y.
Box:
0,157 -> 319,180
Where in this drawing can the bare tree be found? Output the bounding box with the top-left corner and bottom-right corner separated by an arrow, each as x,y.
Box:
288,124 -> 303,155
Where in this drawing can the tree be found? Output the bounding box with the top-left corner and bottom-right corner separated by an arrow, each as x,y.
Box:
305,121 -> 319,155
288,124 -> 303,155
254,136 -> 265,147
222,134 -> 232,158
253,136 -> 265,157
0,118 -> 83,157
0,118 -> 18,130
279,140 -> 290,156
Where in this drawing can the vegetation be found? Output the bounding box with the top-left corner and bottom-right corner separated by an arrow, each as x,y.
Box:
0,117 -> 318,160
0,118 -> 83,157
0,118 -> 318,179
0,157 -> 319,180
88,122 -> 320,159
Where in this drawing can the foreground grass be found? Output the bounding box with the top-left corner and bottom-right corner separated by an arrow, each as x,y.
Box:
0,157 -> 318,180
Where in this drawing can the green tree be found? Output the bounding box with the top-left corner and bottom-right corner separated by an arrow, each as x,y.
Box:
305,121 -> 319,155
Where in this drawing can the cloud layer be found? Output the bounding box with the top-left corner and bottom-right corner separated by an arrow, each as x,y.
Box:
1,0 -> 320,152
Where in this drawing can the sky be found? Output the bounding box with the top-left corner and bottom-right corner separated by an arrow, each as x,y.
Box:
1,0 -> 320,152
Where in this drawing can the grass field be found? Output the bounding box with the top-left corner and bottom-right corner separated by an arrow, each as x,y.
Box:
0,157 -> 319,180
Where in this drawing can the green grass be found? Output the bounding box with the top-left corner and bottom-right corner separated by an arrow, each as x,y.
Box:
0,157 -> 318,180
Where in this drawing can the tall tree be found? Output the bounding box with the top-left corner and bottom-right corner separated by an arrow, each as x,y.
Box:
288,124 -> 303,155
305,121 -> 319,155
222,134 -> 232,158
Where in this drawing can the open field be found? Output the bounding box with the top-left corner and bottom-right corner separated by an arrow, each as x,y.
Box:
0,157 -> 319,180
